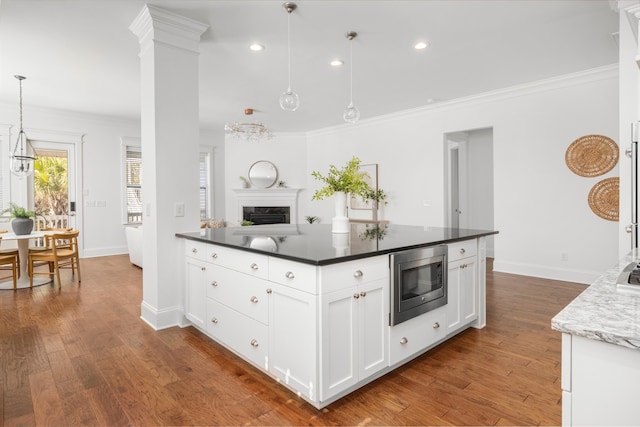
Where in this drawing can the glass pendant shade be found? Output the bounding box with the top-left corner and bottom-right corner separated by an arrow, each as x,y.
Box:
343,31 -> 360,124
343,103 -> 360,124
280,2 -> 299,111
10,75 -> 36,178
279,89 -> 299,111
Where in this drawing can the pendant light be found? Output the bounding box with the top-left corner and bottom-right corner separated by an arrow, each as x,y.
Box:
343,31 -> 360,123
224,108 -> 273,142
279,2 -> 300,111
10,75 -> 36,178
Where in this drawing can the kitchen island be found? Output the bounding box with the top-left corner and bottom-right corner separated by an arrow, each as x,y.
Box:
552,250 -> 640,426
177,223 -> 497,408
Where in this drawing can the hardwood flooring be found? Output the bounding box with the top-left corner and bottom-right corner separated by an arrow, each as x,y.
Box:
0,255 -> 586,426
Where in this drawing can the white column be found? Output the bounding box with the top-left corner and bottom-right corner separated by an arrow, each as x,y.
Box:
130,5 -> 208,329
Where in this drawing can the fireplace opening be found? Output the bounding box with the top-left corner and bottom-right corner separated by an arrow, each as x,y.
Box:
243,206 -> 290,224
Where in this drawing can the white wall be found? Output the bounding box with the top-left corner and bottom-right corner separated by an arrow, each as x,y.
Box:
467,127 -> 494,256
304,66 -> 618,284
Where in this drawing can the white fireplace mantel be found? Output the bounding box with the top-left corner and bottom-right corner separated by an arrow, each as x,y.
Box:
233,188 -> 301,224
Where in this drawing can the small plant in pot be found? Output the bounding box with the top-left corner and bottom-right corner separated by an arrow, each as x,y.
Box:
1,202 -> 36,235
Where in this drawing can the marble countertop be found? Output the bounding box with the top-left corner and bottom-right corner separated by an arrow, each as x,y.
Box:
551,250 -> 640,350
177,223 -> 498,266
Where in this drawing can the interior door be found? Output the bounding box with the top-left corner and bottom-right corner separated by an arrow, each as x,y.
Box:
29,141 -> 77,231
447,138 -> 468,229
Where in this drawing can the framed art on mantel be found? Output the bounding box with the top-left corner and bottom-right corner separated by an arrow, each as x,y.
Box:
350,163 -> 378,210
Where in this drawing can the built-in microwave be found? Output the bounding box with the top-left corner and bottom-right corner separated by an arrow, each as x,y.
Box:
390,245 -> 447,326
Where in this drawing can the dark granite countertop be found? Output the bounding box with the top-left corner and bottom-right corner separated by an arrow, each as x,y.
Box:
177,224 -> 498,266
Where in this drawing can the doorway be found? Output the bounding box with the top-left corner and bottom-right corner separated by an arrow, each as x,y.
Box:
445,128 -> 495,256
30,144 -> 76,230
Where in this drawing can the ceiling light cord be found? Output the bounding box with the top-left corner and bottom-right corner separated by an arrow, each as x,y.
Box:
348,36 -> 354,107
287,10 -> 292,92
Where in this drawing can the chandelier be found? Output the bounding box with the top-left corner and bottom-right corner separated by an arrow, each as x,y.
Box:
11,75 -> 36,178
224,109 -> 273,142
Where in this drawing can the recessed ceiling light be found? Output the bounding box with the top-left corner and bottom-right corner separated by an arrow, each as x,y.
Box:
249,43 -> 265,52
414,41 -> 429,50
330,59 -> 344,67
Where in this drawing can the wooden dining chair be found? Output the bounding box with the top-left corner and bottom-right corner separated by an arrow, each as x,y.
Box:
28,229 -> 81,288
0,247 -> 19,289
0,231 -> 20,276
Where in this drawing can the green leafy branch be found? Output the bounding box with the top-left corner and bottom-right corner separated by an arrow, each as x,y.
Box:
311,156 -> 372,200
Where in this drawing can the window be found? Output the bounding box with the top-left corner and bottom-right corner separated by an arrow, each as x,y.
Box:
125,146 -> 142,224
199,152 -> 210,220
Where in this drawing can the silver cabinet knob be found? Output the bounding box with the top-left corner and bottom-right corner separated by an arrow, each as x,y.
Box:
433,322 -> 440,329
266,288 -> 272,294
400,337 -> 408,345
353,270 -> 364,278
211,253 -> 218,259
285,271 -> 295,279
353,293 -> 360,299
201,267 -> 206,272
459,248 -> 466,254
211,318 -> 218,324
192,248 -> 198,253
626,225 -> 634,233
250,296 -> 259,303
211,281 -> 218,287
250,263 -> 259,270
250,339 -> 259,347
360,291 -> 367,297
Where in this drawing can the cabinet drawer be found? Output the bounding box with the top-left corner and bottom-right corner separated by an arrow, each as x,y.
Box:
186,242 -> 269,279
206,265 -> 269,324
389,306 -> 447,366
447,239 -> 477,263
206,299 -> 268,370
269,257 -> 317,293
185,240 -> 217,263
320,255 -> 389,294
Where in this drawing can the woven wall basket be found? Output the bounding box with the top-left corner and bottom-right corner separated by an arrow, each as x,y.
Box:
588,177 -> 619,221
565,134 -> 618,177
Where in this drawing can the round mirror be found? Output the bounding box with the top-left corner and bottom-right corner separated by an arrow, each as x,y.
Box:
248,160 -> 278,188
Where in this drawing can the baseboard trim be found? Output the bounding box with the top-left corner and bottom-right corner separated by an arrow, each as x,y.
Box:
493,259 -> 599,285
140,301 -> 183,330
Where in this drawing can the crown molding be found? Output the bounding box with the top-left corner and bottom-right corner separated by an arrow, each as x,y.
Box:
308,64 -> 618,137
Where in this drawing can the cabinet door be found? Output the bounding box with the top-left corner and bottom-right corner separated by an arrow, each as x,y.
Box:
320,286 -> 358,401
460,257 -> 478,324
185,257 -> 207,329
268,283 -> 318,402
446,259 -> 462,332
447,257 -> 478,334
358,278 -> 389,380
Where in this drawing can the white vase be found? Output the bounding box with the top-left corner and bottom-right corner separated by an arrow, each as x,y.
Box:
332,191 -> 349,233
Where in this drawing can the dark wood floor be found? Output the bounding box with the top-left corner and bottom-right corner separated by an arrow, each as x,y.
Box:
0,255 -> 586,426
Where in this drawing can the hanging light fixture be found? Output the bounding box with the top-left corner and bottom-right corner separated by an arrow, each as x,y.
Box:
10,75 -> 36,178
224,108 -> 273,142
343,31 -> 360,124
279,2 -> 300,111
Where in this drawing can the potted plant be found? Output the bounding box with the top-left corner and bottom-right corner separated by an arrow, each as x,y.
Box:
1,202 -> 36,235
311,156 -> 372,233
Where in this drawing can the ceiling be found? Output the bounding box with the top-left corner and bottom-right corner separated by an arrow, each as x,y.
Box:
0,0 -> 620,134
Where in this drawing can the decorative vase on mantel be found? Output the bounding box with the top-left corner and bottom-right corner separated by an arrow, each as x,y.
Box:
12,217 -> 34,235
332,191 -> 349,233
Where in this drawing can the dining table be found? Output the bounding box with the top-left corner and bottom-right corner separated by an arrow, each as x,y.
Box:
0,231 -> 52,289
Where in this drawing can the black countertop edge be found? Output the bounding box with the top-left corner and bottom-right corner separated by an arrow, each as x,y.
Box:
176,229 -> 498,266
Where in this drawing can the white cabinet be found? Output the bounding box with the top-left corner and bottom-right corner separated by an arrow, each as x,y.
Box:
320,277 -> 389,401
184,255 -> 208,329
389,305 -> 447,366
268,283 -> 318,400
561,333 -> 640,426
447,240 -> 478,333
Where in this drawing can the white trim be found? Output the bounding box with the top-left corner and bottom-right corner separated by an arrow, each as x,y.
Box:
0,124 -> 12,211
493,259 -> 601,285
307,64 -> 618,137
140,301 -> 183,330
199,145 -> 214,219
82,246 -> 129,258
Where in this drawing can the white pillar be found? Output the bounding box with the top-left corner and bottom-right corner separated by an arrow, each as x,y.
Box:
130,5 -> 208,329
